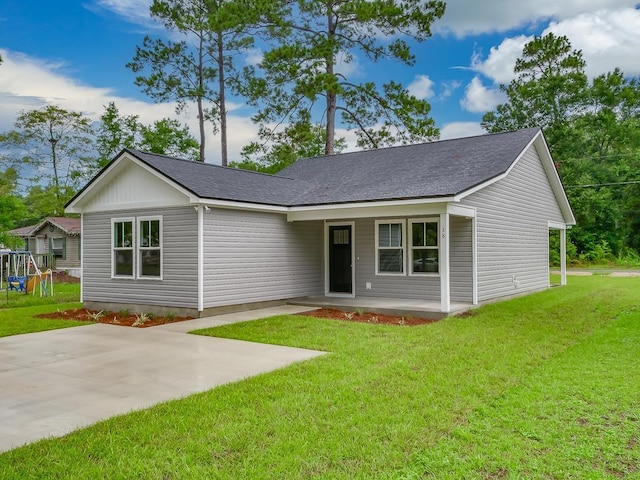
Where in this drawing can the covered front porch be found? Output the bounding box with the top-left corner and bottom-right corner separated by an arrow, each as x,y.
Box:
289,296 -> 472,320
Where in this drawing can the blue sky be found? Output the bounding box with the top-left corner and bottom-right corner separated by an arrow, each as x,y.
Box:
1,0 -> 640,164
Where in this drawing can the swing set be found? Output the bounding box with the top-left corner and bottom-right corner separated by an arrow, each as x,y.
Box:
0,251 -> 54,302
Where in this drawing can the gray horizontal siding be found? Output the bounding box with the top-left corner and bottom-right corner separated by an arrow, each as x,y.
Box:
203,210 -> 323,307
82,207 -> 198,309
462,144 -> 565,302
450,216 -> 473,302
353,218 -> 440,301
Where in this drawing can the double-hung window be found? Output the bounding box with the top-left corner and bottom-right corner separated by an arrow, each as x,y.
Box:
138,216 -> 162,278
410,219 -> 439,274
112,218 -> 134,277
376,220 -> 405,275
111,216 -> 162,279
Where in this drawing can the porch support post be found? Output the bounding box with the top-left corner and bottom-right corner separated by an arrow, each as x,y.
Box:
440,213 -> 451,313
197,205 -> 204,313
560,227 -> 567,286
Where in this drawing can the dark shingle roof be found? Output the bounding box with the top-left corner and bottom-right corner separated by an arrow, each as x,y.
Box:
127,128 -> 541,207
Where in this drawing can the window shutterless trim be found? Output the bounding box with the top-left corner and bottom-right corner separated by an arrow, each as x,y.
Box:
374,219 -> 406,276
137,215 -> 163,280
111,217 -> 135,279
408,217 -> 440,276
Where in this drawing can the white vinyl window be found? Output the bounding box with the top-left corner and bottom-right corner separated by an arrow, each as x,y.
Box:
112,218 -> 134,278
409,218 -> 439,275
375,220 -> 405,275
137,216 -> 162,279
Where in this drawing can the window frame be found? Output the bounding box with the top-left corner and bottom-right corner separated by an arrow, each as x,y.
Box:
137,216 -> 163,280
409,218 -> 440,276
50,237 -> 66,260
374,219 -> 406,276
111,217 -> 135,279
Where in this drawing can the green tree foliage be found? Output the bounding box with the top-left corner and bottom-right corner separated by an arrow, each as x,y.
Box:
483,33 -> 640,262
0,168 -> 28,248
127,0 -> 255,165
246,0 -> 445,155
0,105 -> 94,212
234,111 -> 347,173
482,33 -> 587,157
96,102 -> 199,168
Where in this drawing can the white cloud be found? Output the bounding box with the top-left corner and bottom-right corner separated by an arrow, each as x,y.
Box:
470,35 -> 531,84
0,49 -> 258,165
439,80 -> 461,100
244,48 -> 263,67
439,122 -> 485,140
407,74 -> 435,100
436,0 -> 638,37
335,51 -> 363,78
468,7 -> 640,85
89,0 -> 153,27
545,8 -> 640,76
460,77 -> 505,113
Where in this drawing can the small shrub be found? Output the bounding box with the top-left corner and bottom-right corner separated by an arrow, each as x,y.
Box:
132,312 -> 151,327
87,310 -> 104,321
118,309 -> 129,318
369,316 -> 379,324
355,308 -> 364,316
342,311 -> 355,320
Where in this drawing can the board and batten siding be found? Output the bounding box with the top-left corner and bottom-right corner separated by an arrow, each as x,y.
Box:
461,144 -> 565,302
352,218 -> 441,301
82,206 -> 198,309
202,209 -> 323,307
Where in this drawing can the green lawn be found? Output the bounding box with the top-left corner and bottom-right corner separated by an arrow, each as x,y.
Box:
1,276 -> 638,479
0,281 -> 81,309
0,282 -> 85,337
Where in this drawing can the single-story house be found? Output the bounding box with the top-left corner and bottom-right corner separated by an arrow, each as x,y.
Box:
8,217 -> 81,275
65,127 -> 575,317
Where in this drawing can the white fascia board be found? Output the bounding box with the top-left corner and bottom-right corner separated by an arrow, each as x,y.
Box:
446,204 -> 476,218
287,197 -> 456,222
534,134 -> 577,226
197,198 -> 289,213
548,221 -> 567,230
454,130 -> 576,226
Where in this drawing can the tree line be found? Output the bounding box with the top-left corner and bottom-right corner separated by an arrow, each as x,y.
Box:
1,1 -> 639,265
483,33 -> 640,264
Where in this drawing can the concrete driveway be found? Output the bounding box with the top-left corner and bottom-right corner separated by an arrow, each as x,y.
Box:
0,305 -> 323,453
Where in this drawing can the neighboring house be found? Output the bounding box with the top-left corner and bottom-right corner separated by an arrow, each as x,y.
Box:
66,128 -> 575,317
8,217 -> 81,275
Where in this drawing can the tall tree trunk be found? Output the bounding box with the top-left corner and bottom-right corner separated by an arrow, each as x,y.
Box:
48,123 -> 60,199
217,30 -> 228,167
325,3 -> 336,156
197,33 -> 206,162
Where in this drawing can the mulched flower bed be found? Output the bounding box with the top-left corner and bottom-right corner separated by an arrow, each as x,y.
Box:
37,307 -> 439,328
36,308 -> 193,328
302,308 -> 439,326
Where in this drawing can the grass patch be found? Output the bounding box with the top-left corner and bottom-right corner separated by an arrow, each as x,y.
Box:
0,282 -> 80,309
0,276 -> 638,478
0,303 -> 86,337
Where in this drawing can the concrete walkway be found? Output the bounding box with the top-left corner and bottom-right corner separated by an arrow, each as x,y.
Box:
0,305 -> 322,453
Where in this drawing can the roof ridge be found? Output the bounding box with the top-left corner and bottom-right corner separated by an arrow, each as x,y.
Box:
126,149 -> 298,181
292,127 -> 541,163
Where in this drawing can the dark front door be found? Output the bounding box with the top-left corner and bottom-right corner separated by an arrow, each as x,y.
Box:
329,225 -> 353,294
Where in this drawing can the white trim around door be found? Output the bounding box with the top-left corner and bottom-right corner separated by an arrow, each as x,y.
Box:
324,221 -> 356,298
